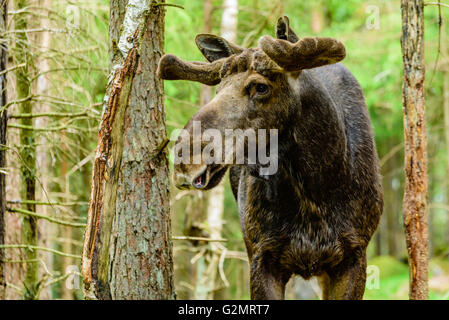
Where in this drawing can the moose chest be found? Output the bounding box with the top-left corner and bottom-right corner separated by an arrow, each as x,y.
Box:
237,168 -> 346,277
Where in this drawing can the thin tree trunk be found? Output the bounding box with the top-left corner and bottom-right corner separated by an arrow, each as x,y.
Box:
220,0 -> 238,42
170,0 -> 213,299
82,0 -> 175,300
384,139 -> 399,258
59,147 -> 73,300
14,0 -> 38,300
310,3 -> 324,33
190,0 -> 214,300
400,0 -> 428,300
0,0 -> 7,300
442,32 -> 449,247
197,0 -> 238,300
34,0 -> 51,299
200,0 -> 213,107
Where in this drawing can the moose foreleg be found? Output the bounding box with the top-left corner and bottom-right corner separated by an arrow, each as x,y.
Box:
249,255 -> 291,300
325,252 -> 367,300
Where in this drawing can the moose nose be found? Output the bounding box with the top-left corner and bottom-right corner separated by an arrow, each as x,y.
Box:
173,172 -> 191,189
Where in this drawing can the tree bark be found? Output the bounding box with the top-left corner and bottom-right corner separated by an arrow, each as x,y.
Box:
400,0 -> 429,300
0,0 -> 7,300
14,0 -> 39,300
82,0 -> 175,300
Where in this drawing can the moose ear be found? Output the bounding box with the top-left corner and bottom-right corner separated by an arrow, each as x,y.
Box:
276,16 -> 299,43
195,34 -> 244,62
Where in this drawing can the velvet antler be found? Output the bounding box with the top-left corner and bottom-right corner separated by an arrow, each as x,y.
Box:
259,35 -> 346,71
158,34 -> 244,85
157,54 -> 224,86
275,16 -> 299,43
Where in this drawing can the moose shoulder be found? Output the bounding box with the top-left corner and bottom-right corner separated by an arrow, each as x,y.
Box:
158,16 -> 383,300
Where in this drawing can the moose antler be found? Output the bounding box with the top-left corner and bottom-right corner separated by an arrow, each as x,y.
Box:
259,35 -> 346,71
158,33 -> 244,86
157,54 -> 224,86
276,16 -> 299,43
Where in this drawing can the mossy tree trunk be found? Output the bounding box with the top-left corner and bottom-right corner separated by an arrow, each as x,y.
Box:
82,0 -> 175,300
0,0 -> 7,300
400,0 -> 429,300
14,0 -> 38,300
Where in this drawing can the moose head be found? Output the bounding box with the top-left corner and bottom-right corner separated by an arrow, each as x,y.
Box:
158,16 -> 346,191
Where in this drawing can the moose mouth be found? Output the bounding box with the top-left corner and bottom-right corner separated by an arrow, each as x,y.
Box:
192,165 -> 228,190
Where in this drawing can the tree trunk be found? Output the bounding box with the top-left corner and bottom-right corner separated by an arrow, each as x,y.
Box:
0,0 -> 7,300
200,0 -> 213,107
442,31 -> 449,247
220,0 -> 238,42
189,0 -> 215,300
400,0 -> 428,300
59,147 -> 72,300
197,0 -> 238,300
34,0 -> 51,299
14,0 -> 39,300
310,3 -> 324,33
383,139 -> 401,258
82,0 -> 175,300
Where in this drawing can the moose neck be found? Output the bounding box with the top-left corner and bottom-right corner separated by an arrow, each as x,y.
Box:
278,70 -> 350,202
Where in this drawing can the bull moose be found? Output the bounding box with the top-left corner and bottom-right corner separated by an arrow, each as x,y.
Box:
158,16 -> 383,300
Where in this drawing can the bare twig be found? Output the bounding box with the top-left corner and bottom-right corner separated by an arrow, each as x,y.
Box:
425,2 -> 449,8
9,111 -> 88,119
380,142 -> 404,167
0,63 -> 26,76
172,235 -> 227,242
7,199 -> 89,206
0,244 -> 81,259
7,207 -> 86,228
152,2 -> 184,10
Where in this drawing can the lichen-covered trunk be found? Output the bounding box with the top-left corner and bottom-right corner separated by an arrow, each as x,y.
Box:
400,0 -> 429,300
82,0 -> 175,300
0,0 -> 7,300
14,0 -> 38,300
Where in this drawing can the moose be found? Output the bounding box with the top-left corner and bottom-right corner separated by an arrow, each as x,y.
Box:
158,16 -> 383,300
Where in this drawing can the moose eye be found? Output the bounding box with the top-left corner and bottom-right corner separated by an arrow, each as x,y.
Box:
255,83 -> 269,94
